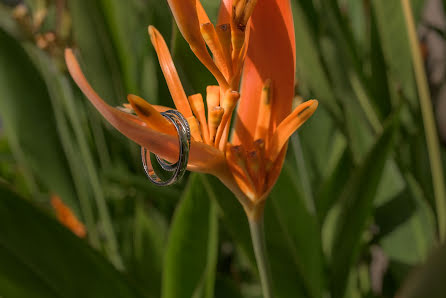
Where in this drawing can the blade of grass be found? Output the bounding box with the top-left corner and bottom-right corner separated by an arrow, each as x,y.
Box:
401,0 -> 446,241
330,110 -> 400,298
26,47 -> 99,248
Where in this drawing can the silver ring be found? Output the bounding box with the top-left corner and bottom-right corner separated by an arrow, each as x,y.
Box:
141,110 -> 191,186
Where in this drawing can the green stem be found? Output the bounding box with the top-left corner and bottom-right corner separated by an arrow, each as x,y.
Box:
402,0 -> 446,241
249,216 -> 273,298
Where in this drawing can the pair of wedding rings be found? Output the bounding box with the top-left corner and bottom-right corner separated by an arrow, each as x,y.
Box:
141,110 -> 190,186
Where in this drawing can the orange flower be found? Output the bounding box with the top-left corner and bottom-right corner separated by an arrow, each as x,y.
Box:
65,0 -> 317,219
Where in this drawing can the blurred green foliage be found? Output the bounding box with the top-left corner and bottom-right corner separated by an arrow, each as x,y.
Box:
0,0 -> 446,297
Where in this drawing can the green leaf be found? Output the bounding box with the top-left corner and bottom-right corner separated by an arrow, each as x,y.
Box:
265,163 -> 326,298
379,174 -> 435,265
161,174 -> 218,298
0,28 -> 78,212
329,111 -> 400,298
0,182 -> 145,298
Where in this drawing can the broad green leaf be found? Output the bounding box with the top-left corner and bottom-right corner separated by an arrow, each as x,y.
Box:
0,182 -> 145,298
265,163 -> 325,298
398,241 -> 446,298
0,245 -> 59,298
379,174 -> 435,265
0,28 -> 78,212
330,112 -> 400,298
161,174 -> 218,298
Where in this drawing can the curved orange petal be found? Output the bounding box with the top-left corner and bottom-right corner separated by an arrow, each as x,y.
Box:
232,0 -> 295,147
127,94 -> 177,136
269,100 -> 318,163
166,0 -> 228,88
65,49 -> 224,173
149,26 -> 193,118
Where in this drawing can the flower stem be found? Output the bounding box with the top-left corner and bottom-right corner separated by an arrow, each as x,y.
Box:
401,0 -> 446,241
249,215 -> 273,298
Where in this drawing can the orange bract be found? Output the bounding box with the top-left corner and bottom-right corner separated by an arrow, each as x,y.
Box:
66,0 -> 317,217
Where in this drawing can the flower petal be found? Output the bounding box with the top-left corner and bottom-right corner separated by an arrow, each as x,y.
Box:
196,0 -> 211,24
233,0 -> 295,147
166,0 -> 228,88
65,49 -> 224,173
218,0 -> 232,25
148,26 -> 193,118
127,94 -> 176,136
268,100 -> 318,163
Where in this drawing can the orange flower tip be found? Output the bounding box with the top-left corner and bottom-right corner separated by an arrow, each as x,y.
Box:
233,0 -> 258,28
206,85 -> 221,111
200,22 -> 213,32
207,85 -> 220,94
127,94 -> 177,134
188,93 -> 210,144
268,99 -> 318,163
117,103 -> 135,115
186,116 -> 203,142
200,23 -> 214,44
188,94 -> 205,111
241,0 -> 257,26
210,106 -> 224,119
297,99 -> 318,117
222,90 -> 240,109
127,94 -> 153,118
51,195 -> 86,238
148,25 -> 156,37
209,106 -> 224,142
65,48 -> 78,71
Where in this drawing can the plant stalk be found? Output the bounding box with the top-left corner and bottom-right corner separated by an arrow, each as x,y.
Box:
249,215 -> 274,298
401,0 -> 446,241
